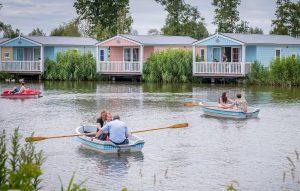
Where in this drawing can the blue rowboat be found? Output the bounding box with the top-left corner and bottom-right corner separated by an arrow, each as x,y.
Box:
200,102 -> 260,119
75,125 -> 145,154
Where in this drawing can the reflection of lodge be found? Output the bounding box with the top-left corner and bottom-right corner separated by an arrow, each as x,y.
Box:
95,83 -> 144,109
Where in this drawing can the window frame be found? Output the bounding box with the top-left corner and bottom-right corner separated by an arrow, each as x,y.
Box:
275,48 -> 281,59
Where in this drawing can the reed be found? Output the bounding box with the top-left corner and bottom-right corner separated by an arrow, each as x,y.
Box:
44,50 -> 101,81
245,61 -> 269,85
143,49 -> 194,83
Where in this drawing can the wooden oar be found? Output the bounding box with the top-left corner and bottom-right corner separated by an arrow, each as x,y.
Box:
184,102 -> 218,107
131,123 -> 188,133
25,123 -> 188,142
25,132 -> 96,142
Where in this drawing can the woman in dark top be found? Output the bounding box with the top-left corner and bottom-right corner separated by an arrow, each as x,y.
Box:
96,111 -> 107,132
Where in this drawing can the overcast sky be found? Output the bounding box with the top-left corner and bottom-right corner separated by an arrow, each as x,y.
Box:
0,0 -> 284,37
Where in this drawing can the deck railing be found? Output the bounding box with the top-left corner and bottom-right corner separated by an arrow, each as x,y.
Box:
98,61 -> 141,74
194,62 -> 252,76
1,61 -> 42,72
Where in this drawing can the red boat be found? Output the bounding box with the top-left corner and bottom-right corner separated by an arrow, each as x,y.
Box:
1,89 -> 42,99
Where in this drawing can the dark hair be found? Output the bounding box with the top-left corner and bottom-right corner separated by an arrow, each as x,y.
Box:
113,115 -> 120,120
236,93 -> 242,98
221,92 -> 228,103
21,82 -> 25,85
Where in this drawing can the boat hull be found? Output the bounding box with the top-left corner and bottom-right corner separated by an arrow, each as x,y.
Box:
75,125 -> 145,154
201,102 -> 260,119
1,90 -> 41,99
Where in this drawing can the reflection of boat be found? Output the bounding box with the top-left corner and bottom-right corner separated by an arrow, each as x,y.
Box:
1,89 -> 42,99
201,102 -> 260,119
75,125 -> 145,154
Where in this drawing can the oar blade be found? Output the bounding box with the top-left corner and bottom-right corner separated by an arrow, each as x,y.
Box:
169,123 -> 188,128
183,103 -> 200,107
25,136 -> 48,142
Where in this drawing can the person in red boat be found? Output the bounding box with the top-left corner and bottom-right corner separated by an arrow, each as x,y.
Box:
11,82 -> 27,94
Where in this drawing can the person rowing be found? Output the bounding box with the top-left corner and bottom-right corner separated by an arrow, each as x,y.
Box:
230,93 -> 248,112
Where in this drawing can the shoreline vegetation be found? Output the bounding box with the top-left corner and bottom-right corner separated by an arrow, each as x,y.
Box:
1,49 -> 300,86
0,128 -> 89,191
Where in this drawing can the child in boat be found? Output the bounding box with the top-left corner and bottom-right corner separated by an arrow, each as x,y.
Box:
231,93 -> 248,112
218,92 -> 233,109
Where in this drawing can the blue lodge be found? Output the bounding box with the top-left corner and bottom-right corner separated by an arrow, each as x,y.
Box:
192,33 -> 300,77
0,36 -> 97,74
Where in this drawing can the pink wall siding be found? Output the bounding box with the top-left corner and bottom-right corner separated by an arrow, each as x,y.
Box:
100,37 -> 139,47
107,45 -> 207,61
143,46 -> 154,60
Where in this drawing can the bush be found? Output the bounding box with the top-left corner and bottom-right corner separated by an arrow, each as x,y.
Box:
269,57 -> 300,86
44,50 -> 99,81
0,128 -> 44,191
245,61 -> 269,85
143,49 -> 194,83
0,71 -> 15,80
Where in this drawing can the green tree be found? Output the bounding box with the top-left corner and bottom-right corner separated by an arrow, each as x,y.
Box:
271,0 -> 300,37
28,28 -> 46,36
235,20 -> 250,33
148,28 -> 161,35
50,19 -> 81,37
212,0 -> 241,33
74,0 -> 132,40
156,0 -> 208,39
248,27 -> 264,34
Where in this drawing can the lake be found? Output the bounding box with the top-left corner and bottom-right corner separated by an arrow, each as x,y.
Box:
0,81 -> 300,190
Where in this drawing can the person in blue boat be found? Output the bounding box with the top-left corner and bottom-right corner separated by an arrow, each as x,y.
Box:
231,93 -> 248,112
218,92 -> 233,109
93,115 -> 129,145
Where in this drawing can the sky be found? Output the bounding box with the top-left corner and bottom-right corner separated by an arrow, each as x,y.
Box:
0,0 -> 282,37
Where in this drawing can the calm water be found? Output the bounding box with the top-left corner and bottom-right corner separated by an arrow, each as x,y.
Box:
1,81 -> 300,191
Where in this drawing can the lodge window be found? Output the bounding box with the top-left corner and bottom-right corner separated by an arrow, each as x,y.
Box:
232,48 -> 240,62
100,49 -> 105,61
275,48 -> 281,59
124,47 -> 139,62
4,52 -> 10,59
200,49 -> 205,61
292,52 -> 297,59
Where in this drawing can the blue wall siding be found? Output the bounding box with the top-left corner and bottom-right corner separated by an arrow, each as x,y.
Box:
44,47 -> 55,60
256,45 -> 300,67
245,46 -> 257,62
2,38 -> 39,47
198,36 -> 241,46
44,46 -> 96,60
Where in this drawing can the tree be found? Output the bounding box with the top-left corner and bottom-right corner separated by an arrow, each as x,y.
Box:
271,0 -> 300,37
155,0 -> 208,39
248,27 -> 264,34
50,19 -> 81,37
2,24 -> 20,38
212,0 -> 241,33
148,28 -> 161,35
28,28 -> 46,36
235,20 -> 250,33
74,0 -> 132,40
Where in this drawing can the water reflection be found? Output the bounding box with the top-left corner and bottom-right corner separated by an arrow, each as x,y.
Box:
76,146 -> 144,176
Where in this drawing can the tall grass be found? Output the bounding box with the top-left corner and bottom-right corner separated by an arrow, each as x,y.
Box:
143,49 -> 194,83
269,57 -> 300,86
245,57 -> 300,86
44,50 -> 100,81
